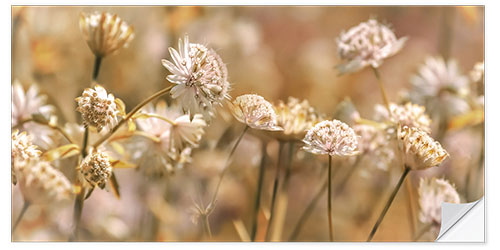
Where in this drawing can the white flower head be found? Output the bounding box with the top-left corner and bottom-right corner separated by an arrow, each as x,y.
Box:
12,130 -> 42,184
162,35 -> 230,120
274,97 -> 324,140
80,11 -> 135,57
398,125 -> 449,170
303,120 -> 359,157
76,85 -> 120,132
12,80 -> 54,126
418,177 -> 460,229
469,61 -> 484,83
79,148 -> 113,189
336,19 -> 407,74
230,94 -> 282,131
375,102 -> 432,133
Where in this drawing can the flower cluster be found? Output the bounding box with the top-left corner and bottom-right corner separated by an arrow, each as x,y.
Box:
79,148 -> 113,189
303,120 -> 359,157
230,94 -> 282,131
12,130 -> 42,184
76,85 -> 120,132
418,178 -> 460,230
398,125 -> 449,170
273,97 -> 324,140
353,124 -> 395,170
375,102 -> 432,133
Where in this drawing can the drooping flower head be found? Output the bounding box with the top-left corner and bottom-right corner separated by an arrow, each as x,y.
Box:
12,130 -> 42,184
375,102 -> 432,133
230,94 -> 282,131
398,125 -> 449,170
418,177 -> 460,230
336,19 -> 407,74
76,85 -> 120,132
79,148 -> 113,189
79,11 -> 135,57
18,160 -> 72,204
303,120 -> 359,156
162,35 -> 230,120
273,97 -> 324,140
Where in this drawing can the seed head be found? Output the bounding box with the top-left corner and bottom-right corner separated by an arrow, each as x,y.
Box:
79,11 -> 135,57
79,149 -> 113,189
303,120 -> 359,157
230,94 -> 282,131
398,125 -> 449,170
418,177 -> 460,228
76,85 -> 120,132
162,35 -> 230,120
336,19 -> 407,74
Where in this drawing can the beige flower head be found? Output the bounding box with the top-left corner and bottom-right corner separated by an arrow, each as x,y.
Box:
12,130 -> 42,184
79,148 -> 113,189
274,97 -> 324,140
18,160 -> 72,204
418,177 -> 460,228
353,124 -> 396,171
336,19 -> 407,74
230,94 -> 282,131
303,120 -> 359,156
470,61 -> 484,83
76,85 -> 120,132
398,125 -> 449,170
12,80 -> 54,127
375,102 -> 432,133
162,35 -> 230,120
79,11 -> 135,57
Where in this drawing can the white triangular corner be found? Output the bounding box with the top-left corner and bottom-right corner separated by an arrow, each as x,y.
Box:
436,197 -> 484,242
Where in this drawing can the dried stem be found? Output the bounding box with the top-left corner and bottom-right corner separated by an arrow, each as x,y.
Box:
12,118 -> 76,145
70,188 -> 86,241
367,166 -> 410,241
92,56 -> 102,81
81,127 -> 89,158
335,155 -> 363,195
413,223 -> 434,241
12,200 -> 30,233
250,142 -> 267,241
264,141 -> 285,241
405,175 -> 417,237
371,66 -> 391,112
202,215 -> 213,239
327,155 -> 334,241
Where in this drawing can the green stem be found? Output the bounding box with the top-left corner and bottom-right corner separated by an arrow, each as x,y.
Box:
367,167 -> 410,241
250,142 -> 267,241
327,155 -> 334,241
264,141 -> 285,241
12,201 -> 30,233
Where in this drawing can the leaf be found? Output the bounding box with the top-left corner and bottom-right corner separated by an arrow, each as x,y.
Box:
110,141 -> 126,156
448,109 -> 484,131
128,119 -> 136,132
109,172 -> 121,199
115,98 -> 127,116
110,158 -> 137,169
42,144 -> 80,161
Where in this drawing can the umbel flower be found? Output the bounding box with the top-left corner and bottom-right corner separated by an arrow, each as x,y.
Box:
79,11 -> 135,57
162,35 -> 230,120
397,125 -> 449,170
303,120 -> 359,156
12,130 -> 42,184
76,85 -> 120,132
79,148 -> 113,189
336,19 -> 407,74
18,160 -> 72,204
273,97 -> 324,140
12,80 -> 54,126
418,178 -> 460,231
230,94 -> 282,131
375,102 -> 432,133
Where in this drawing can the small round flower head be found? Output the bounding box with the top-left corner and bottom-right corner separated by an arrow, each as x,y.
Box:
418,178 -> 460,229
374,102 -> 432,133
336,19 -> 407,74
303,120 -> 359,156
76,85 -> 120,132
79,148 -> 113,189
162,35 -> 230,120
18,160 -> 72,204
12,130 -> 42,184
79,11 -> 135,57
12,80 -> 54,127
274,97 -> 324,140
398,125 -> 449,170
230,94 -> 282,131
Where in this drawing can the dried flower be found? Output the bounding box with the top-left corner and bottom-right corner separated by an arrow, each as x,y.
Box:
76,85 -> 120,132
469,61 -> 484,83
79,148 -> 113,188
162,35 -> 230,120
398,125 -> 449,170
230,94 -> 282,131
12,130 -> 42,184
18,160 -> 72,204
273,97 -> 324,140
79,11 -> 135,57
12,80 -> 54,126
374,102 -> 432,133
353,124 -> 395,171
303,120 -> 359,156
418,177 -> 460,230
336,19 -> 407,74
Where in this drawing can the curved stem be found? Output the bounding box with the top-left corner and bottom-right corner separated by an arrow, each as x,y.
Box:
367,167 -> 410,241
371,67 -> 391,112
264,141 -> 285,241
92,85 -> 174,148
13,119 -> 76,145
202,215 -> 212,239
327,155 -> 334,241
250,142 -> 267,241
12,201 -> 30,233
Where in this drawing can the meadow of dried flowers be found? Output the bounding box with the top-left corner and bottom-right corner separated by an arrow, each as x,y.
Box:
11,6 -> 484,242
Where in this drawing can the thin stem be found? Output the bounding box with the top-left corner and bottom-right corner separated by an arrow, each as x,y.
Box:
250,142 -> 268,241
202,215 -> 213,239
371,67 -> 391,112
413,223 -> 434,241
143,113 -> 176,125
335,155 -> 363,195
81,127 -> 89,158
13,119 -> 76,145
12,201 -> 30,233
264,141 -> 285,241
405,175 -> 416,237
92,56 -> 102,81
69,188 -> 86,241
327,155 -> 334,241
92,85 -> 174,148
367,167 -> 411,242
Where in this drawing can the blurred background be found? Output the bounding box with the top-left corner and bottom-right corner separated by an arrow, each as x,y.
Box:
11,6 -> 484,242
